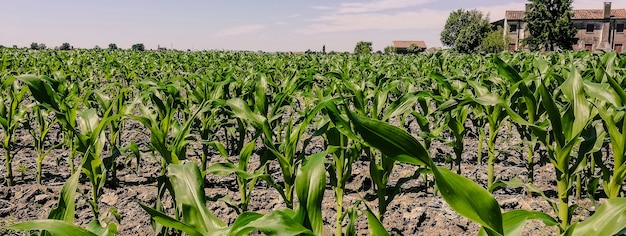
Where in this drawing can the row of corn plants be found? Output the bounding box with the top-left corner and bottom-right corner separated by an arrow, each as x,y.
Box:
1,48 -> 625,235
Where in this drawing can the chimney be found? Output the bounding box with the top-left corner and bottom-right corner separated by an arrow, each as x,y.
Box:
604,2 -> 612,19
525,3 -> 531,12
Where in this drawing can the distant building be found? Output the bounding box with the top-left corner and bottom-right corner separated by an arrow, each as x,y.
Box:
492,2 -> 626,52
391,41 -> 427,53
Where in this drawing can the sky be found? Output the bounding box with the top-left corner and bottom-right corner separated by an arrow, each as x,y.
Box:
1,0 -> 625,52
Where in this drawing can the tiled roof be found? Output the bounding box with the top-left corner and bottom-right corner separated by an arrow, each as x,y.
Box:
506,10 -> 525,20
392,41 -> 427,49
505,9 -> 626,20
574,9 -> 626,19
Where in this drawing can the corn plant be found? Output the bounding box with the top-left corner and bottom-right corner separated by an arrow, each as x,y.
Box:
585,56 -> 626,199
207,141 -> 265,213
140,160 -> 321,236
430,72 -> 470,174
502,61 -> 594,231
89,87 -> 136,187
466,79 -> 508,190
494,56 -> 545,184
184,75 -> 228,172
18,75 -> 82,174
0,76 -> 28,186
8,170 -> 118,236
23,105 -> 62,184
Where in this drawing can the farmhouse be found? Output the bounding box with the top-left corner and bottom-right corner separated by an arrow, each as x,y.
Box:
391,41 -> 427,53
492,2 -> 626,52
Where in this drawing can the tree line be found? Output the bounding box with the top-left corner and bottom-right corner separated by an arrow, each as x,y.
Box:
22,42 -> 147,51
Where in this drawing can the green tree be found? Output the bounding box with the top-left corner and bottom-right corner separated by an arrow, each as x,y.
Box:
354,41 -> 372,54
108,43 -> 118,50
30,42 -> 41,50
441,9 -> 491,53
59,42 -> 72,50
131,43 -> 145,51
407,44 -> 425,53
481,26 -> 510,53
384,45 -> 396,54
523,0 -> 577,51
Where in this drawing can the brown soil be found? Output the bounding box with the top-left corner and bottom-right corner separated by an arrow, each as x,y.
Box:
0,119 -> 600,236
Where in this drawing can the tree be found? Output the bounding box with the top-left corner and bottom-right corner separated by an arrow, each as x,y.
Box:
481,26 -> 510,53
38,43 -> 47,50
108,43 -> 118,50
59,42 -> 72,50
30,42 -> 39,50
322,45 -> 326,54
384,45 -> 397,54
440,9 -> 491,53
523,0 -> 577,51
407,44 -> 425,53
354,41 -> 372,54
131,43 -> 145,51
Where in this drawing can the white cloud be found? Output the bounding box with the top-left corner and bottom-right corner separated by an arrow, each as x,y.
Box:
215,24 -> 266,37
314,0 -> 434,14
297,10 -> 447,34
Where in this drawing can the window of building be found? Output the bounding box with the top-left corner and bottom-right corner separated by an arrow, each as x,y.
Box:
617,24 -> 624,33
585,44 -> 593,51
509,24 -> 517,33
586,24 -> 594,33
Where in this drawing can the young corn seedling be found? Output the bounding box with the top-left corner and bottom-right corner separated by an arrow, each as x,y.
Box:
0,76 -> 28,186
467,79 -> 508,191
430,72 -> 470,174
8,170 -> 118,236
18,75 -> 82,174
494,55 -> 544,184
585,59 -> 626,199
75,107 -> 122,221
207,140 -> 266,213
89,87 -> 136,187
506,63 -> 593,231
139,161 -> 317,236
24,105 -> 62,184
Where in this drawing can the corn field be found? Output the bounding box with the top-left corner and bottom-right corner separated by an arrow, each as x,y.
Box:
1,48 -> 626,235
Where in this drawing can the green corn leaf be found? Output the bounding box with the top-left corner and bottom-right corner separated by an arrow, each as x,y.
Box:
571,198 -> 626,235
364,205 -> 390,236
226,98 -> 266,126
474,93 -> 505,107
47,171 -> 81,222
8,220 -> 98,236
225,212 -> 263,236
559,68 -> 590,140
295,152 -> 327,235
138,202 -> 203,236
167,163 -> 226,233
538,82 -> 565,146
432,166 -> 503,235
346,109 -> 429,166
86,220 -> 117,236
17,75 -> 60,111
207,162 -> 257,179
244,209 -> 314,236
477,210 -> 557,236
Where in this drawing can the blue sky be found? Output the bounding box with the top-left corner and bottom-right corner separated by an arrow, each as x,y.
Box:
1,0 -> 624,52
